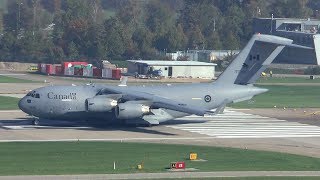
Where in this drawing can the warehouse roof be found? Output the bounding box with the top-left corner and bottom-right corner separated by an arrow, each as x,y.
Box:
127,60 -> 217,66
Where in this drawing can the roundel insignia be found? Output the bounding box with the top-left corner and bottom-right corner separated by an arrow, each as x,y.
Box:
204,95 -> 211,102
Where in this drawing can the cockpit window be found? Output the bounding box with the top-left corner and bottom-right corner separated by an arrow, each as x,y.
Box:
26,91 -> 40,98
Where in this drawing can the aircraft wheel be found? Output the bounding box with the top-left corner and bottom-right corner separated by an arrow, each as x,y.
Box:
33,119 -> 40,126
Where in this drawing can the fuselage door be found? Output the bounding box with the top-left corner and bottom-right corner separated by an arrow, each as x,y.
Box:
168,66 -> 173,77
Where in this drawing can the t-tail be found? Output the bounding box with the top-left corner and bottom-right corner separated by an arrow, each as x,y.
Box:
215,34 -> 313,85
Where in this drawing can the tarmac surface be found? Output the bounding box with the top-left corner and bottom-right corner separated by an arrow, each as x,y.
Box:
1,109 -> 320,158
2,171 -> 320,179
1,70 -> 320,178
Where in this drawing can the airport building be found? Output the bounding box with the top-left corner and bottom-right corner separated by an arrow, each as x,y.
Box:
127,60 -> 216,79
166,50 -> 240,62
253,17 -> 320,65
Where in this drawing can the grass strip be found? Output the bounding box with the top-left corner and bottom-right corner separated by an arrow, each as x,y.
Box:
0,142 -> 320,175
0,75 -> 37,83
0,96 -> 20,110
232,85 -> 320,108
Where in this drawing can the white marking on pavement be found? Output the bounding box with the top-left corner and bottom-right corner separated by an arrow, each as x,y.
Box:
167,108 -> 320,138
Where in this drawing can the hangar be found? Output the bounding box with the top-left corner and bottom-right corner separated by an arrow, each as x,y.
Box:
127,60 -> 216,78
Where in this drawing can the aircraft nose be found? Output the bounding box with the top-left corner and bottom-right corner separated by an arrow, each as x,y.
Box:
18,98 -> 28,113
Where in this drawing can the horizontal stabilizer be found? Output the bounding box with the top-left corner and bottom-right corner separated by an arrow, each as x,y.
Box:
283,43 -> 313,50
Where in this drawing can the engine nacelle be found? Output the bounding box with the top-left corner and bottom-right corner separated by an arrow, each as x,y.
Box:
115,102 -> 150,119
85,95 -> 117,112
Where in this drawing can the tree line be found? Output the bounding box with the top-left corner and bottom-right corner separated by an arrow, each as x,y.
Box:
0,0 -> 319,64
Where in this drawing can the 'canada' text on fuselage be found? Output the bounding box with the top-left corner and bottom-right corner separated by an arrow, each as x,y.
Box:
47,92 -> 77,100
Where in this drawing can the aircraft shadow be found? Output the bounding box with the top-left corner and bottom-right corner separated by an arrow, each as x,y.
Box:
83,126 -> 176,136
0,119 -> 177,136
0,119 -> 33,125
162,119 -> 207,125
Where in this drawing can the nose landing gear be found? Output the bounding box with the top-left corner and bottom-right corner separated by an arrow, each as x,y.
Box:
32,118 -> 40,126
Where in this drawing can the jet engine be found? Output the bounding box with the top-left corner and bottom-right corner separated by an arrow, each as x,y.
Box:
115,102 -> 150,119
85,95 -> 117,112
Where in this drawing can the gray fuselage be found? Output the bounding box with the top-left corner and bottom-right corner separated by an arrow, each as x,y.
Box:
18,82 -> 266,124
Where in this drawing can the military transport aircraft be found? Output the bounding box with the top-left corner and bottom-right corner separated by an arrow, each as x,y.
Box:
18,34 -> 311,126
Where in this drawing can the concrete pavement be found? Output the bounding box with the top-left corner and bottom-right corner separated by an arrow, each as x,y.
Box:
1,171 -> 320,179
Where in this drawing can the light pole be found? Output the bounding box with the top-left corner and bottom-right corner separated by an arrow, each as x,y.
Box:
270,14 -> 274,34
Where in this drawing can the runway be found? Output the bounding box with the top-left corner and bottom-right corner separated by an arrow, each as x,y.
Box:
170,109 -> 320,138
3,108 -> 320,139
1,108 -> 320,158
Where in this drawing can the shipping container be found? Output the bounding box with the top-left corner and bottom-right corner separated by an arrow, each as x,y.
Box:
83,68 -> 93,77
102,68 -> 113,79
62,62 -> 88,70
74,67 -> 83,76
55,66 -> 63,75
46,64 -> 55,75
37,63 -> 42,73
117,68 -> 128,74
112,69 -> 121,80
64,67 -> 74,76
93,68 -> 102,77
40,63 -> 46,74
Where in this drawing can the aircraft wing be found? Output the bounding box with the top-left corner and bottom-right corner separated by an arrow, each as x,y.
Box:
151,97 -> 214,116
100,87 -> 214,116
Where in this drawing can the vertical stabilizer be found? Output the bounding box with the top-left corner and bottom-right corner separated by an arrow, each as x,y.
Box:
215,34 -> 310,85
